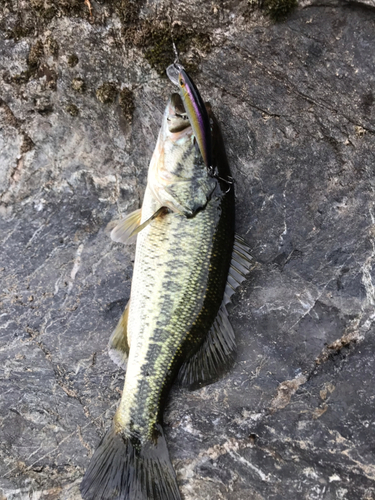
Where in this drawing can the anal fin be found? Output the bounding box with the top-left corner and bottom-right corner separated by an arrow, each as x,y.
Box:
108,301 -> 130,369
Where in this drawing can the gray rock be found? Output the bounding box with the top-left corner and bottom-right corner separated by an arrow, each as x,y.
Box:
0,1 -> 374,499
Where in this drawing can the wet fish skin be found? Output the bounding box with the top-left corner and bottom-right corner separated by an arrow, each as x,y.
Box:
81,89 -> 239,500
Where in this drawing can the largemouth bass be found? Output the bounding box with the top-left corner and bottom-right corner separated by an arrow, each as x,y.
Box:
81,73 -> 252,500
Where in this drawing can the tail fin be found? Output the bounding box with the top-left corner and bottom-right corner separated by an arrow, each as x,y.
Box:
80,423 -> 181,500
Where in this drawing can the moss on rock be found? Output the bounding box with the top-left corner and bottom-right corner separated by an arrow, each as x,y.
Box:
71,77 -> 86,93
143,23 -> 211,77
28,40 -> 44,70
67,54 -> 79,67
45,36 -> 59,57
11,71 -> 33,85
119,87 -> 135,122
20,134 -> 35,154
66,104 -> 79,116
11,39 -> 45,84
96,82 -> 118,104
111,0 -> 140,25
262,0 -> 298,21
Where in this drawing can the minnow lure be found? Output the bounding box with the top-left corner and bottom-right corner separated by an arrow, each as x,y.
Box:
167,62 -> 213,172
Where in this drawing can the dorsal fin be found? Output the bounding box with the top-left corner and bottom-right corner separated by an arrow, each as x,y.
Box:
224,234 -> 254,305
108,301 -> 130,369
178,305 -> 236,389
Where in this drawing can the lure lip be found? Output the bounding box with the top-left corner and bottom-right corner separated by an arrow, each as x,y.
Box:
166,63 -> 181,86
166,63 -> 213,171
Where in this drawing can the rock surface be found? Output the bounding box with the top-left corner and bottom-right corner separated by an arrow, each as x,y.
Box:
1,1 -> 375,499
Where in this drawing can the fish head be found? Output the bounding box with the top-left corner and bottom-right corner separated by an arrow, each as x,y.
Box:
147,93 -> 217,216
152,93 -> 196,184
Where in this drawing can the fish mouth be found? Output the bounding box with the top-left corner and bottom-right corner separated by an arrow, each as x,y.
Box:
167,93 -> 190,133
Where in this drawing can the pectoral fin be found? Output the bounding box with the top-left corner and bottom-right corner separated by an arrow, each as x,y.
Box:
109,209 -> 142,245
157,180 -> 216,218
131,207 -> 169,236
108,302 -> 130,369
109,207 -> 169,244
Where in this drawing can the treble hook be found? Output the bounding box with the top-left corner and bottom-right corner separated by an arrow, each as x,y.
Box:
209,166 -> 234,194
